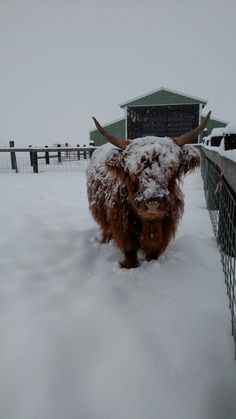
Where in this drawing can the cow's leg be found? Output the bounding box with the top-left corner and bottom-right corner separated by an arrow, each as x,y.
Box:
109,209 -> 139,268
120,249 -> 139,269
118,231 -> 140,268
112,229 -> 139,268
145,250 -> 161,261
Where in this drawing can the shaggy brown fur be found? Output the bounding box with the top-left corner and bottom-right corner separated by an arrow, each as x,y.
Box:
87,138 -> 200,268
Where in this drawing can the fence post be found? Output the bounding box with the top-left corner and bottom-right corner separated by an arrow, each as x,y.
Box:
9,141 -> 18,173
31,151 -> 38,173
77,144 -> 80,160
29,145 -> 33,166
89,140 -> 95,158
65,142 -> 69,158
57,144 -> 62,163
45,145 -> 50,164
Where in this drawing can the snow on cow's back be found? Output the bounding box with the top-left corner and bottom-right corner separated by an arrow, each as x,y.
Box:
86,143 -> 123,209
87,143 -> 114,172
87,143 -> 121,182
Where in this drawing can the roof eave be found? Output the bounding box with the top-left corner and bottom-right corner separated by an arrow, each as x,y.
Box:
119,86 -> 208,108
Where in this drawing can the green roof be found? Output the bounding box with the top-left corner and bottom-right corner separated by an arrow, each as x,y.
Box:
120,87 -> 207,108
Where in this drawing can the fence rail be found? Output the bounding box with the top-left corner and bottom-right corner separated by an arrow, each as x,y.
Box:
0,142 -> 97,173
200,147 -> 236,359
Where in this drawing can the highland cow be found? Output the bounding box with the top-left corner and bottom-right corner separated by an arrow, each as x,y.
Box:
87,112 -> 211,268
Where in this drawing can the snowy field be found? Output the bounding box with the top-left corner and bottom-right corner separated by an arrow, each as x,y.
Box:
0,166 -> 236,419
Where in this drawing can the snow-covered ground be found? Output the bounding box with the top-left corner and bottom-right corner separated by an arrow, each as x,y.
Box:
0,167 -> 235,419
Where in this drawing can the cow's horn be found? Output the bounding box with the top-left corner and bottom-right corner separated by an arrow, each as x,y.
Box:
92,117 -> 130,149
173,111 -> 211,146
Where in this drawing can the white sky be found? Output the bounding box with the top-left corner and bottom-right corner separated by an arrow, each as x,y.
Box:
0,0 -> 236,146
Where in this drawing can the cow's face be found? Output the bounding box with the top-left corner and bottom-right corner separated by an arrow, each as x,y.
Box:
106,137 -> 200,220
92,113 -> 208,221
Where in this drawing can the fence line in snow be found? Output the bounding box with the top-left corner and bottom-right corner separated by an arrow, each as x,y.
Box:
200,146 -> 236,359
0,141 -> 97,173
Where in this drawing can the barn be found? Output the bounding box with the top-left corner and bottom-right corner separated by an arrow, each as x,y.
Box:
90,87 -> 227,146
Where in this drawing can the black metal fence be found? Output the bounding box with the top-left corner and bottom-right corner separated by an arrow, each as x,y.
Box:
0,142 -> 97,173
200,147 -> 236,358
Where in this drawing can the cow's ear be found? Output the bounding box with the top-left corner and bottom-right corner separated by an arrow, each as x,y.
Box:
105,148 -> 125,173
179,145 -> 200,176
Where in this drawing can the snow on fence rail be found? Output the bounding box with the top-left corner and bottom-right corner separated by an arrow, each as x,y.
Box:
200,146 -> 236,359
0,141 -> 97,173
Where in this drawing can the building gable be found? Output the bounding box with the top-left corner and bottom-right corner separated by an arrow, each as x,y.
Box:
89,88 -> 228,146
120,87 -> 207,108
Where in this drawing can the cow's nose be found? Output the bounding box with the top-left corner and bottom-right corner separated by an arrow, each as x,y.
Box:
146,202 -> 160,210
144,202 -> 163,214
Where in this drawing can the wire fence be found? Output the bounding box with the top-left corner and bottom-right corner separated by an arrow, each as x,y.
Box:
200,148 -> 236,359
0,144 -> 97,173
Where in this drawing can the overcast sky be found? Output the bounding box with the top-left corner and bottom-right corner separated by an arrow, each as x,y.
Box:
0,0 -> 236,146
